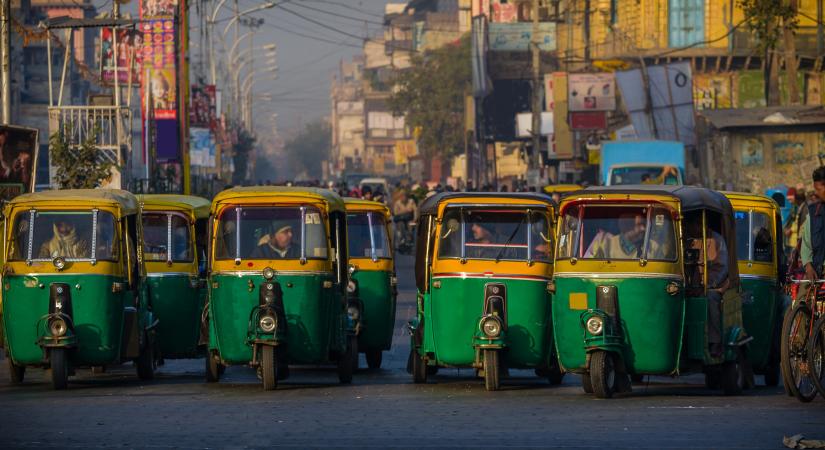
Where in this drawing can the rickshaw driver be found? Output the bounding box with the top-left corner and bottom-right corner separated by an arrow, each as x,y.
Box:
798,166 -> 825,299
467,219 -> 498,259
586,212 -> 659,259
251,221 -> 300,259
38,218 -> 89,259
686,218 -> 730,356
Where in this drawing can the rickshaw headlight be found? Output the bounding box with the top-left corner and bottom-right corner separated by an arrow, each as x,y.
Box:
347,305 -> 360,321
52,256 -> 66,271
259,315 -> 277,333
481,317 -> 501,338
262,267 -> 275,280
586,316 -> 604,336
666,281 -> 680,296
347,280 -> 357,294
48,317 -> 68,337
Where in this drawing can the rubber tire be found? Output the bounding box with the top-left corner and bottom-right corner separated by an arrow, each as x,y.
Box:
8,358 -> 25,384
205,352 -> 223,383
366,349 -> 382,369
721,354 -> 744,396
411,348 -> 427,384
261,346 -> 277,391
50,348 -> 68,390
705,370 -> 721,390
547,365 -> 565,385
807,315 -> 825,400
581,373 -> 593,394
590,351 -> 616,399
781,303 -> 817,402
483,349 -> 500,391
135,337 -> 156,381
338,336 -> 356,384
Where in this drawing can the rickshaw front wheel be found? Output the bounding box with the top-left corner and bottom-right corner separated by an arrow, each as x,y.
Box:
135,336 -> 156,381
483,349 -> 500,391
721,356 -> 744,396
410,348 -> 427,383
366,349 -> 382,369
590,351 -> 616,399
337,335 -> 357,384
260,346 -> 277,391
705,369 -> 721,390
205,352 -> 223,383
8,358 -> 25,384
49,348 -> 68,390
581,373 -> 593,394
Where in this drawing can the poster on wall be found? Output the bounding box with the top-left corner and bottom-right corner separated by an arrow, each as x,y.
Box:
101,28 -> 143,85
568,73 -> 616,112
0,125 -> 38,200
740,138 -> 764,167
693,73 -> 732,110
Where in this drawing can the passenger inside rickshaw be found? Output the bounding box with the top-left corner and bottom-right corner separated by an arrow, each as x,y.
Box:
216,206 -> 328,260
438,208 -> 551,262
734,210 -> 773,263
7,211 -> 118,261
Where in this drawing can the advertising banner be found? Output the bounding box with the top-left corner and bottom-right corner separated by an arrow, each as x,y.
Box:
568,73 -> 616,112
488,23 -> 556,51
190,84 -> 216,128
101,27 -> 142,85
0,125 -> 38,200
190,127 -> 216,167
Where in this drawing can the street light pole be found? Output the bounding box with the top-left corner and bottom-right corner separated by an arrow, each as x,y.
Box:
529,0 -> 541,187
1,0 -> 11,124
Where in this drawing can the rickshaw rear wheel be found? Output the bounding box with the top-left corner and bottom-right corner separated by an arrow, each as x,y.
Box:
483,349 -> 500,391
261,345 -> 278,390
337,335 -> 357,384
135,335 -> 156,381
366,349 -> 382,369
50,348 -> 68,390
411,348 -> 428,383
590,351 -> 616,399
781,303 -> 817,402
581,373 -> 593,394
205,352 -> 223,383
8,358 -> 25,384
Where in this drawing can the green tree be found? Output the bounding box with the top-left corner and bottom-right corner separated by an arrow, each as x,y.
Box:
284,120 -> 331,180
49,123 -> 113,189
389,35 -> 471,160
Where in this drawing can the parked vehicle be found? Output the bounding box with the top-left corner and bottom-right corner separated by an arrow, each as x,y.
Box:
409,192 -> 563,390
601,140 -> 685,186
2,189 -> 156,389
204,187 -> 358,390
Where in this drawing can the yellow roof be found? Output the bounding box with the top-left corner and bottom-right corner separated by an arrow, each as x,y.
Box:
543,184 -> 582,194
211,186 -> 345,214
139,194 -> 211,219
5,189 -> 139,215
343,198 -> 391,217
722,191 -> 781,212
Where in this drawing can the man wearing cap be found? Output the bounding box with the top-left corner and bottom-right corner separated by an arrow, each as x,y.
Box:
467,220 -> 498,259
252,220 -> 300,259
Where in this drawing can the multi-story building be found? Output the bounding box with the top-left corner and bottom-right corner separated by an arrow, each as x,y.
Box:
330,56 -> 366,178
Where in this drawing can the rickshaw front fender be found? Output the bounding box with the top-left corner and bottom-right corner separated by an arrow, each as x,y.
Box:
724,326 -> 752,361
37,334 -> 78,349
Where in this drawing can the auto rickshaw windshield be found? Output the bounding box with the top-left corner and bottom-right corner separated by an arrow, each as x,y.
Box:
733,210 -> 773,263
143,213 -> 193,262
347,212 -> 390,259
215,205 -> 328,260
557,204 -> 678,261
437,207 -> 552,262
8,209 -> 119,261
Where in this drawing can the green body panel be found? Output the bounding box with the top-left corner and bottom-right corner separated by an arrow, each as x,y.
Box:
148,275 -> 204,359
354,270 -> 395,351
684,296 -> 708,361
553,277 -> 684,374
740,277 -> 781,370
209,273 -> 345,365
422,277 -> 552,368
3,274 -> 128,366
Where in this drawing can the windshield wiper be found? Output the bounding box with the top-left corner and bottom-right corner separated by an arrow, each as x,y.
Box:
495,216 -> 525,263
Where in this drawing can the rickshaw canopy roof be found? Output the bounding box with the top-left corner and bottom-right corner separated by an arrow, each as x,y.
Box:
139,194 -> 211,219
5,189 -> 140,215
211,186 -> 346,214
572,185 -> 731,214
418,192 -> 556,216
343,198 -> 391,217
543,184 -> 582,195
722,191 -> 782,213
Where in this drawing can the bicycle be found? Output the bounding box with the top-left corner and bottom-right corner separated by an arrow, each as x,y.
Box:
781,278 -> 825,402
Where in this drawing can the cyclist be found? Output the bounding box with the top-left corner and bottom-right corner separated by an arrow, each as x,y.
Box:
799,166 -> 825,298
392,189 -> 417,249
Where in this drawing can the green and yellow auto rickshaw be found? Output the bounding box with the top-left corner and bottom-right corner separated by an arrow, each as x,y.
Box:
2,189 -> 156,389
139,194 -> 211,361
409,192 -> 563,391
553,186 -> 750,398
205,187 -> 359,390
724,192 -> 786,386
344,198 -> 397,369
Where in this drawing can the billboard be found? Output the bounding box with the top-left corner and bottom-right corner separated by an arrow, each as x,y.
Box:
0,125 -> 38,200
190,127 -> 216,167
101,28 -> 143,85
142,18 -> 177,120
568,73 -> 616,112
488,23 -> 556,51
190,84 -> 216,128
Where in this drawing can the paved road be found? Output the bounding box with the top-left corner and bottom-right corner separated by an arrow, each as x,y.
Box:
1,256 -> 824,449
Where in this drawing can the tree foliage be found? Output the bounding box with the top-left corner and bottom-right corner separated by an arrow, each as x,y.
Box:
738,0 -> 797,54
284,120 -> 331,180
49,123 -> 113,189
389,35 -> 471,159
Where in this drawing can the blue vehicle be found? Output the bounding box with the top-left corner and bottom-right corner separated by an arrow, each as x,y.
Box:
601,140 -> 685,186
765,186 -> 792,227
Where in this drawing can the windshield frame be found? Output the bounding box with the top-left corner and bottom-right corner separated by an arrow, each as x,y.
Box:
346,211 -> 391,262
557,201 -> 678,263
733,208 -> 774,264
11,208 -> 118,264
142,211 -> 194,264
436,204 -> 552,264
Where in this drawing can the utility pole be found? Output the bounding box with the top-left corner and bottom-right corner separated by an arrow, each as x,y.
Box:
1,0 -> 11,124
818,0 -> 823,57
529,0 -> 541,188
783,0 -> 800,105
